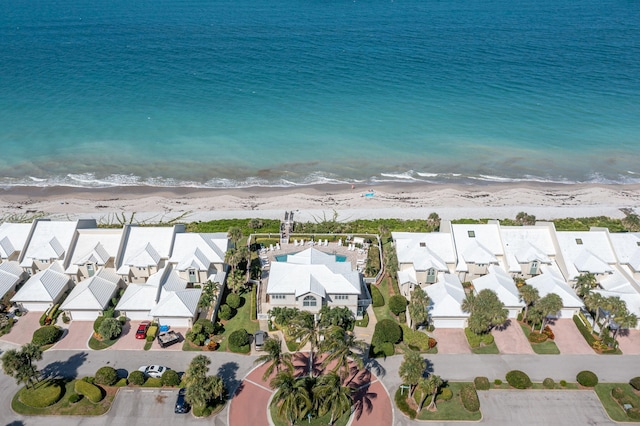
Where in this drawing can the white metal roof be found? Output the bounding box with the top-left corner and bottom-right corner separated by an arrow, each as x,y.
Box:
592,289 -> 640,318
392,232 -> 456,270
0,261 -> 24,299
525,267 -> 584,308
501,226 -> 554,272
169,233 -> 227,271
65,228 -> 122,274
451,223 -> 504,265
116,226 -> 177,274
472,265 -> 524,308
20,220 -> 83,266
116,265 -> 187,311
0,223 -> 32,259
599,270 -> 638,294
150,288 -> 202,318
556,231 -> 617,280
423,274 -> 470,318
11,263 -> 70,303
397,269 -> 418,287
61,268 -> 120,311
609,233 -> 640,271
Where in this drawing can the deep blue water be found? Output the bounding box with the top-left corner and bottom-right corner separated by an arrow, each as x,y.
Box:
0,0 -> 639,187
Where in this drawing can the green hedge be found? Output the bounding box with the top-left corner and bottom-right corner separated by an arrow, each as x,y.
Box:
32,325 -> 61,346
18,380 -> 63,408
388,295 -> 408,316
440,387 -> 453,401
371,285 -> 384,307
373,319 -> 402,344
474,377 -> 490,390
543,378 -> 555,389
506,370 -> 532,389
93,316 -> 106,334
226,293 -> 241,309
464,328 -> 494,348
128,371 -> 145,386
75,379 -> 104,403
573,315 -> 596,345
147,325 -> 158,339
460,384 -> 480,412
161,370 -> 181,387
577,371 -> 598,387
630,377 -> 640,391
394,387 -> 417,419
95,366 -> 118,386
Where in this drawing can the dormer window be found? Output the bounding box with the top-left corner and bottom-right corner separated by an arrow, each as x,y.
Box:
87,263 -> 95,277
575,239 -> 583,245
468,231 -> 475,238
419,242 -> 426,247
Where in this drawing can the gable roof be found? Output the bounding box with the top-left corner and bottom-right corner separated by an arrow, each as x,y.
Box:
116,264 -> 187,311
472,265 -> 524,307
116,225 -> 179,274
150,288 -> 202,318
609,233 -> 640,271
451,223 -> 504,265
169,233 -> 227,271
11,263 -> 70,303
393,232 -> 456,270
599,270 -> 638,294
60,269 -> 120,311
501,226 -> 555,267
556,231 -> 617,280
0,261 -> 24,299
525,267 -> 584,308
423,274 -> 469,318
65,228 -> 123,274
0,222 -> 32,259
20,220 -> 87,266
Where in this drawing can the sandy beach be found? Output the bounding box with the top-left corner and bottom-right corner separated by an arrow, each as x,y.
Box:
1,183 -> 639,224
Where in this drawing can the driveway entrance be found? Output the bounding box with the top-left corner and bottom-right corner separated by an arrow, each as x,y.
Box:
491,320 -> 534,354
433,328 -> 471,354
0,312 -> 41,345
550,319 -> 594,354
52,321 -> 93,350
617,329 -> 640,355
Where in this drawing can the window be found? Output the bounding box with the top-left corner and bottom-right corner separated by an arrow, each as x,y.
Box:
426,268 -> 437,283
530,260 -> 539,275
575,238 -> 583,245
188,269 -> 197,283
272,294 -> 286,300
419,242 -> 426,247
468,231 -> 475,238
334,294 -> 348,300
87,263 -> 95,277
303,296 -> 317,307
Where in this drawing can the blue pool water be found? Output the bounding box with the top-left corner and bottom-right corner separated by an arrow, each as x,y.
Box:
276,253 -> 347,262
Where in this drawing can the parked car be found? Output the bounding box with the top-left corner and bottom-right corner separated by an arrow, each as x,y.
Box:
174,388 -> 190,414
136,321 -> 151,339
254,330 -> 268,351
138,365 -> 169,379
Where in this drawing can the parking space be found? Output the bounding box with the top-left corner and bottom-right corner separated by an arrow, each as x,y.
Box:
0,312 -> 41,345
550,319 -> 594,354
52,321 -> 93,350
478,390 -> 612,425
433,328 -> 471,354
108,388 -> 203,425
491,320 -> 534,354
150,328 -> 188,351
617,329 -> 640,354
108,321 -> 145,351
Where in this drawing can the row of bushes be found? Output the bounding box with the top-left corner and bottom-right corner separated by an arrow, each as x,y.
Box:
39,304 -> 61,326
611,387 -> 640,420
572,315 -> 617,354
75,379 -> 103,403
394,388 -> 417,419
475,370 -> 599,390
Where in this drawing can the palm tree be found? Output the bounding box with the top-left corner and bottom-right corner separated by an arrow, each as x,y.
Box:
575,273 -> 597,297
289,312 -> 324,377
321,327 -> 367,382
185,354 -> 210,386
424,374 -> 443,411
254,337 -> 293,381
461,292 -> 476,315
225,247 -> 240,272
313,371 -> 353,425
227,226 -> 243,248
408,286 -> 430,330
270,370 -> 311,425
398,349 -> 425,398
207,375 -> 226,402
518,284 -> 539,323
584,292 -> 606,326
611,312 -> 638,340
536,293 -> 563,331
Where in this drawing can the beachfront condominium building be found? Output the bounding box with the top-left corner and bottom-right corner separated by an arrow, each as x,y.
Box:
168,232 -> 229,286
264,248 -> 368,318
64,228 -> 124,283
0,222 -> 32,263
500,223 -> 558,279
451,222 -> 505,282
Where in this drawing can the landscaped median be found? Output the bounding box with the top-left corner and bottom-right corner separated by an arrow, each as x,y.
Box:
395,382 -> 482,421
519,323 -> 560,354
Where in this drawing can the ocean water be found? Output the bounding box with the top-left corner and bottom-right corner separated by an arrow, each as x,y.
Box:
0,0 -> 639,188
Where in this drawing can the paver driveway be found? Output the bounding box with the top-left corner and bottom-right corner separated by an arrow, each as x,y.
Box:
551,319 -> 594,354
108,321 -> 145,350
0,312 -> 41,345
433,328 -> 471,354
491,319 -> 534,354
52,321 -> 93,350
617,329 -> 640,355
150,328 -> 188,351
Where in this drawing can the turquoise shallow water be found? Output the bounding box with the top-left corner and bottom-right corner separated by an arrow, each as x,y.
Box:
0,0 -> 639,187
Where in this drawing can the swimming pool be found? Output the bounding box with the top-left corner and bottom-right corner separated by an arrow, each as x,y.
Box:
275,253 -> 347,262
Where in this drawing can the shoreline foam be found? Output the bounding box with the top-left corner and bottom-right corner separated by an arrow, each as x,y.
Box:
1,182 -> 639,224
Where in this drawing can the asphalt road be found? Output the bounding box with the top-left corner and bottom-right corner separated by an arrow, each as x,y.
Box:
1,345 -> 637,426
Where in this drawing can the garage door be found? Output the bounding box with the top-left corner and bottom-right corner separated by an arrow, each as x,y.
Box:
22,303 -> 51,312
433,318 -> 467,329
157,317 -> 191,328
559,309 -> 578,319
69,310 -> 100,321
124,311 -> 154,321
507,308 -> 522,319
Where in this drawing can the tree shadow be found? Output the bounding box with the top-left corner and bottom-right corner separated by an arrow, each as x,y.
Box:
5,421 -> 25,426
292,352 -> 323,378
494,319 -> 512,332
363,357 -> 386,378
618,328 -> 631,338
116,368 -> 128,379
424,358 -> 434,377
217,362 -> 241,398
352,384 -> 378,421
40,351 -> 88,379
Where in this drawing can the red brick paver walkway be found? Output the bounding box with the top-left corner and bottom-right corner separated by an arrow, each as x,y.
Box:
52,321 -> 93,350
551,319 -> 593,354
0,312 -> 41,345
492,320 -> 534,354
433,328 -> 472,354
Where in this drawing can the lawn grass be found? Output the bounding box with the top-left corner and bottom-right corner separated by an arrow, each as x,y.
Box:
217,292 -> 259,352
372,277 -> 395,323
398,382 -> 482,421
595,383 -> 640,422
88,335 -> 118,350
519,323 -> 560,354
464,328 -> 499,354
12,379 -> 116,416
142,378 -> 162,387
182,340 -> 203,351
269,401 -> 350,426
400,324 -> 437,353
471,344 -> 499,354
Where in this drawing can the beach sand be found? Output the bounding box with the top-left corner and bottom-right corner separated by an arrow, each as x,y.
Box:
1,183 -> 639,224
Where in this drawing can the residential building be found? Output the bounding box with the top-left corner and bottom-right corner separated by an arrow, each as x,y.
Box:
65,228 -> 124,283
0,222 -> 32,263
168,232 -> 228,285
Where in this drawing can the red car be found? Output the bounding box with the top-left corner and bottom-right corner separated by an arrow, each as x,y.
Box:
136,321 -> 150,339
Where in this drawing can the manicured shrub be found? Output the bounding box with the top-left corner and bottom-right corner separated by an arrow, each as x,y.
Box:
494,379 -> 503,386
19,380 -> 63,408
75,379 -> 104,403
389,295 -> 408,316
428,337 -> 437,349
542,325 -> 555,340
228,328 -> 250,352
543,378 -> 555,389
612,387 -> 626,400
630,377 -> 640,391
576,371 -> 598,387
460,384 -> 480,412
98,317 -> 122,340
128,370 -> 145,385
95,366 -> 119,386
39,311 -> 48,326
506,370 -> 532,389
440,387 -> 453,401
560,380 -> 567,387
226,293 -> 241,309
161,369 -> 181,387
371,285 -> 384,307
218,304 -> 232,321
528,331 -> 548,343
628,408 -> 640,420
374,319 -> 402,344
114,378 -> 128,387
146,335 -> 154,343
32,325 -> 61,346
379,342 -> 394,357
82,376 -> 96,384
93,316 -> 106,333
68,393 -> 82,403
394,388 -> 417,420
474,377 -> 490,390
